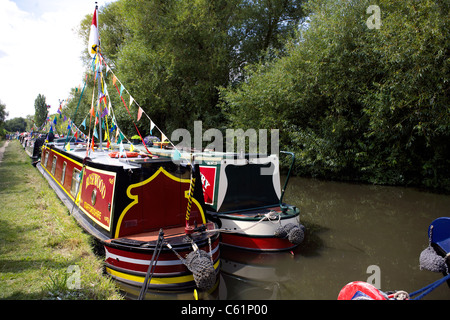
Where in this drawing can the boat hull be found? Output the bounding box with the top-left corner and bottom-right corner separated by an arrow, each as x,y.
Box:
36,142 -> 219,292
104,226 -> 221,291
211,206 -> 302,251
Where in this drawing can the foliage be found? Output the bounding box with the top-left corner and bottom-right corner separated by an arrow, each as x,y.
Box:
0,100 -> 8,138
34,94 -> 48,128
221,0 -> 450,191
4,117 -> 27,132
73,0 -> 308,136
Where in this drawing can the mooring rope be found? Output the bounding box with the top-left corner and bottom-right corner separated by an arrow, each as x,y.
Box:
206,211 -> 281,234
138,229 -> 164,300
409,273 -> 450,300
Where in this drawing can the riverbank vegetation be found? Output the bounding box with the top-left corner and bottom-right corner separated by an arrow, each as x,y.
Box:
62,0 -> 448,192
0,140 -> 122,299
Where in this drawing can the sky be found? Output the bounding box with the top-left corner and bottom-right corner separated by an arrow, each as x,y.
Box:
0,0 -> 110,121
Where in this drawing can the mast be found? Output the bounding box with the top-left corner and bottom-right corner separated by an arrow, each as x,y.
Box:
94,2 -> 103,150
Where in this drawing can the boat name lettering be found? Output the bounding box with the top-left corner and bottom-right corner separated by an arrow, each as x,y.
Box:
83,201 -> 102,220
85,173 -> 107,199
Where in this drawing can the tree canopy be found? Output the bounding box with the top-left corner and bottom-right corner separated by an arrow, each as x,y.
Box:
221,0 -> 450,191
71,0 -> 308,135
34,94 -> 48,128
66,0 -> 450,191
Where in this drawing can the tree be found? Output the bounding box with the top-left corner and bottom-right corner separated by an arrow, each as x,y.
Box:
34,94 -> 48,128
4,117 -> 27,132
0,100 -> 8,138
74,0 -> 308,137
0,100 -> 8,124
221,0 -> 450,191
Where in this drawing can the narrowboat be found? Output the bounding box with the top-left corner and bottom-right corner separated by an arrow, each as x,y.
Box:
136,145 -> 305,252
37,142 -> 220,293
34,4 -> 221,296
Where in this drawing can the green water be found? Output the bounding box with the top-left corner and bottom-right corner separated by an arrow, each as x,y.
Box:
219,177 -> 450,300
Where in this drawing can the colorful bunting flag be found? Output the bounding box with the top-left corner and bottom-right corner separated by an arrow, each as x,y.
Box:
101,106 -> 108,118
117,131 -> 124,144
150,121 -> 155,134
137,107 -> 143,121
88,6 -> 99,57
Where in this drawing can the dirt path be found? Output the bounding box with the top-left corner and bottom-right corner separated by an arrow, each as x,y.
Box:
0,140 -> 10,164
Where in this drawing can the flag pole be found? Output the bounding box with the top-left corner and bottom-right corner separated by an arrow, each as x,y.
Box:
95,2 -> 103,151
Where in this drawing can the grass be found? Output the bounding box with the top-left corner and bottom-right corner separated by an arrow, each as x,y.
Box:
0,140 -> 123,300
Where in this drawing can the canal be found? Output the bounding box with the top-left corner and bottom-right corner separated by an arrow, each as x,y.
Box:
122,176 -> 450,300
219,177 -> 450,300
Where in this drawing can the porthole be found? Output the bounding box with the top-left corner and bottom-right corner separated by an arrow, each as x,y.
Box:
91,189 -> 97,206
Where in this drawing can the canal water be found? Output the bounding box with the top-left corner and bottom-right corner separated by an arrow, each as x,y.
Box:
124,177 -> 450,300
219,177 -> 450,300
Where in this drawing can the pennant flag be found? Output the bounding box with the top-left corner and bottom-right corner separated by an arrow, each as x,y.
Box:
81,118 -> 86,129
117,131 -> 125,144
65,143 -> 71,151
91,135 -> 95,152
130,96 -> 134,107
112,75 -> 117,86
130,144 -> 135,152
173,149 -> 181,161
88,6 -> 99,57
120,84 -> 125,97
109,124 -> 116,133
119,142 -> 125,157
101,106 -> 108,118
53,117 -> 57,125
93,127 -> 98,139
137,107 -> 143,121
150,120 -> 155,134
64,115 -> 67,122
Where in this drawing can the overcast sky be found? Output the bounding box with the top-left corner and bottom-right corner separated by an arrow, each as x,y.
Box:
0,0 -> 110,121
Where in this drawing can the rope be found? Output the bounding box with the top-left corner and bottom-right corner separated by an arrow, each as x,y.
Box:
138,229 -> 164,300
409,273 -> 450,300
206,211 -> 281,234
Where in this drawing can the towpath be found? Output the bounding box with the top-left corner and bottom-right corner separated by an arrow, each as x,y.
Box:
0,140 -> 9,164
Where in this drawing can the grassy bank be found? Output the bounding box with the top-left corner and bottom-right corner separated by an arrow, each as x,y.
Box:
0,140 -> 123,299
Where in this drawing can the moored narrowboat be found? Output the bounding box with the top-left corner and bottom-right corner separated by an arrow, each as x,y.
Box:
198,151 -> 304,251
143,148 -> 305,252
37,141 -> 220,294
